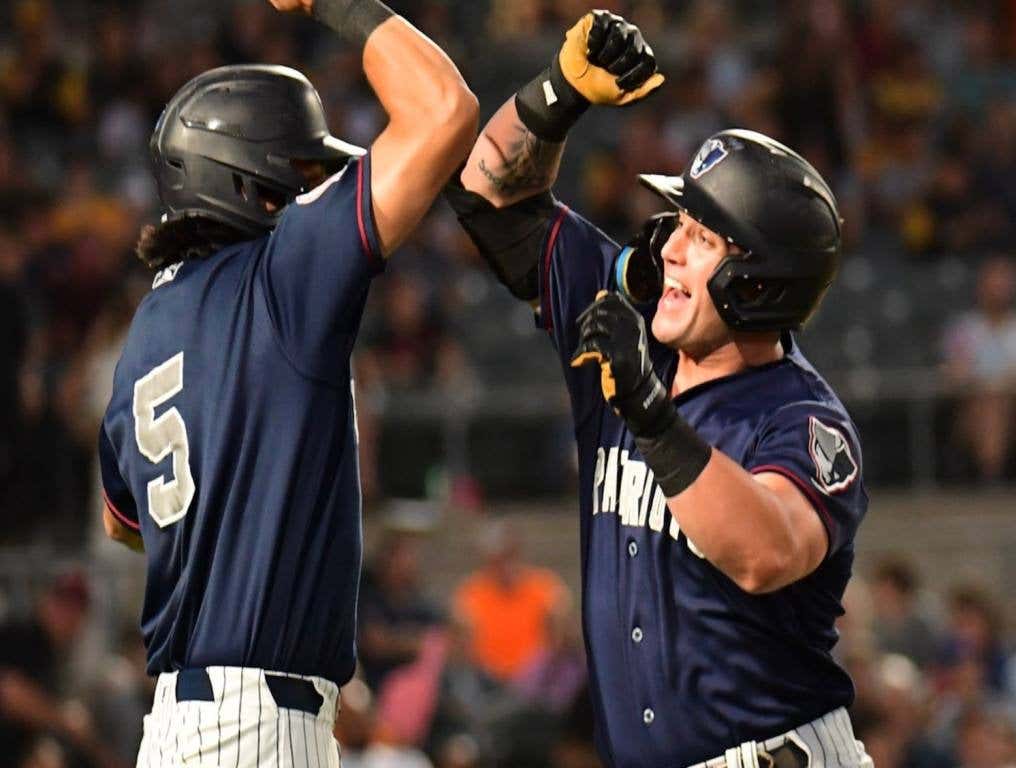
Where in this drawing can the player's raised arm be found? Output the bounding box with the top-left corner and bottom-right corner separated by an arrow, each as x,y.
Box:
461,11 -> 663,207
271,0 -> 478,256
446,11 -> 663,302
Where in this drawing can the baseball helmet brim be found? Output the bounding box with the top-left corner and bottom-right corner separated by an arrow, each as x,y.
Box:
637,173 -> 765,257
276,134 -> 366,164
314,134 -> 367,159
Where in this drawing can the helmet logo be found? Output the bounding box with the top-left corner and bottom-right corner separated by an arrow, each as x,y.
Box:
689,138 -> 728,179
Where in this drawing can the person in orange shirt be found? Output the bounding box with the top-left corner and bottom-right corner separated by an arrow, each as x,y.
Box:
453,520 -> 569,682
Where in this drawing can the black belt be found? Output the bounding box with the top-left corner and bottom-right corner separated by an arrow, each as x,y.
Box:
175,669 -> 324,716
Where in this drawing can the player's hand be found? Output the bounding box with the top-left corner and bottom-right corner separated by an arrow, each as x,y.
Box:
267,0 -> 313,14
615,212 -> 675,305
571,291 -> 671,436
558,11 -> 665,106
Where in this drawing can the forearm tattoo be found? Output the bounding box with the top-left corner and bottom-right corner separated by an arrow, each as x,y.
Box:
477,123 -> 559,197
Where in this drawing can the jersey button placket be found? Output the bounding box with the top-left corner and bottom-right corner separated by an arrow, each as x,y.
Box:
631,626 -> 643,643
643,707 -> 655,725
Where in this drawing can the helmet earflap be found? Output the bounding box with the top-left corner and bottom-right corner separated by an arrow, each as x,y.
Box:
638,129 -> 842,332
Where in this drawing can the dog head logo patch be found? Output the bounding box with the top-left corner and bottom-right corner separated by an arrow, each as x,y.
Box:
808,417 -> 858,494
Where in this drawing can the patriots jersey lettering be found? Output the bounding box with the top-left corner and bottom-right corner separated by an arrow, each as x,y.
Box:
99,154 -> 383,685
592,448 -> 706,557
537,204 -> 867,768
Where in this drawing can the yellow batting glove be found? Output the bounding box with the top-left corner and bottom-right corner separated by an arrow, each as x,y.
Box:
559,11 -> 665,106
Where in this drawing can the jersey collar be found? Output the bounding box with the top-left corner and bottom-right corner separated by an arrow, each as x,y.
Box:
660,331 -> 797,406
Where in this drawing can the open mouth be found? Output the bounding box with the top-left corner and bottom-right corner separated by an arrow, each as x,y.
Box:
660,276 -> 691,309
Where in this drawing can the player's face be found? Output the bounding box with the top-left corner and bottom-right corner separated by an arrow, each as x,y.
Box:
651,211 -> 735,355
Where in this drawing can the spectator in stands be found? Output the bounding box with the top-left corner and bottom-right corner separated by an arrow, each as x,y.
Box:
834,577 -> 876,675
0,571 -> 119,768
952,704 -> 1016,768
426,618 -> 500,762
942,256 -> 1016,481
0,0 -> 86,142
905,145 -> 984,257
512,602 -> 586,715
334,679 -> 374,767
775,0 -> 856,177
358,528 -> 446,692
870,556 -> 941,669
365,271 -> 465,391
335,678 -> 436,768
967,98 -> 1016,252
472,603 -> 590,768
432,734 -> 480,768
21,741 -> 68,768
547,686 -> 600,768
485,0 -> 544,41
89,627 -> 151,765
938,584 -> 1009,696
0,224 -> 28,530
906,107 -> 1014,257
876,654 -> 952,768
453,520 -> 568,683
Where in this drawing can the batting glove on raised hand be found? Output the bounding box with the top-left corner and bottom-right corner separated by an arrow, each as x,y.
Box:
570,291 -> 674,437
559,10 -> 666,106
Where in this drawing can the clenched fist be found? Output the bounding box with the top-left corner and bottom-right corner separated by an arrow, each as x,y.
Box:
558,10 -> 665,106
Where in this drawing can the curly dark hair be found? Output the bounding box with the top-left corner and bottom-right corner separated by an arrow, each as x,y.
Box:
136,216 -> 253,271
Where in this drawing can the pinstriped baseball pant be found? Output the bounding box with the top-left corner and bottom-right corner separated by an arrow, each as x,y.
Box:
136,667 -> 341,768
688,708 -> 873,768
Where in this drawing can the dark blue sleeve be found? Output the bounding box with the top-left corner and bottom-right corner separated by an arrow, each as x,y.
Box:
538,204 -> 620,363
260,153 -> 384,383
99,421 -> 140,532
746,403 -> 867,557
536,205 -> 622,428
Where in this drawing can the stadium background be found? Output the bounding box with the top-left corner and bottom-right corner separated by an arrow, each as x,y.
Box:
0,0 -> 1014,766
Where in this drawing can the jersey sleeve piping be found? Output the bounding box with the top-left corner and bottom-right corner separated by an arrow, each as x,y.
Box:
540,204 -> 571,333
750,463 -> 839,548
257,153 -> 381,389
99,422 -> 140,528
102,488 -> 140,532
357,153 -> 385,272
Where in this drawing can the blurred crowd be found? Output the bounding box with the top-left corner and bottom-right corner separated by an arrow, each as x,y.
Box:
0,519 -> 595,768
0,0 -> 1014,535
4,527 -> 1016,768
0,0 -> 1015,765
842,558 -> 1016,768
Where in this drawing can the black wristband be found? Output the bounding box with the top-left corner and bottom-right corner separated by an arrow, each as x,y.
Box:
515,57 -> 589,142
313,0 -> 394,46
613,373 -> 674,439
634,413 -> 712,498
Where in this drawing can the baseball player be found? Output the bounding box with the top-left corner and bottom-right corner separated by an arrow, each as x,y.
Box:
97,0 -> 476,765
446,11 -> 873,768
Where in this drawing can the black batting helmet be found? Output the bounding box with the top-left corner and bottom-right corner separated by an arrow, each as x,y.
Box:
150,64 -> 365,237
639,129 -> 842,331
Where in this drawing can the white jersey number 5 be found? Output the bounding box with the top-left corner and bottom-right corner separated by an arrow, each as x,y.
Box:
133,352 -> 195,527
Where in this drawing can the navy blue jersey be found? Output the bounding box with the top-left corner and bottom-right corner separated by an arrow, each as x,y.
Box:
99,155 -> 383,685
538,204 -> 867,768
